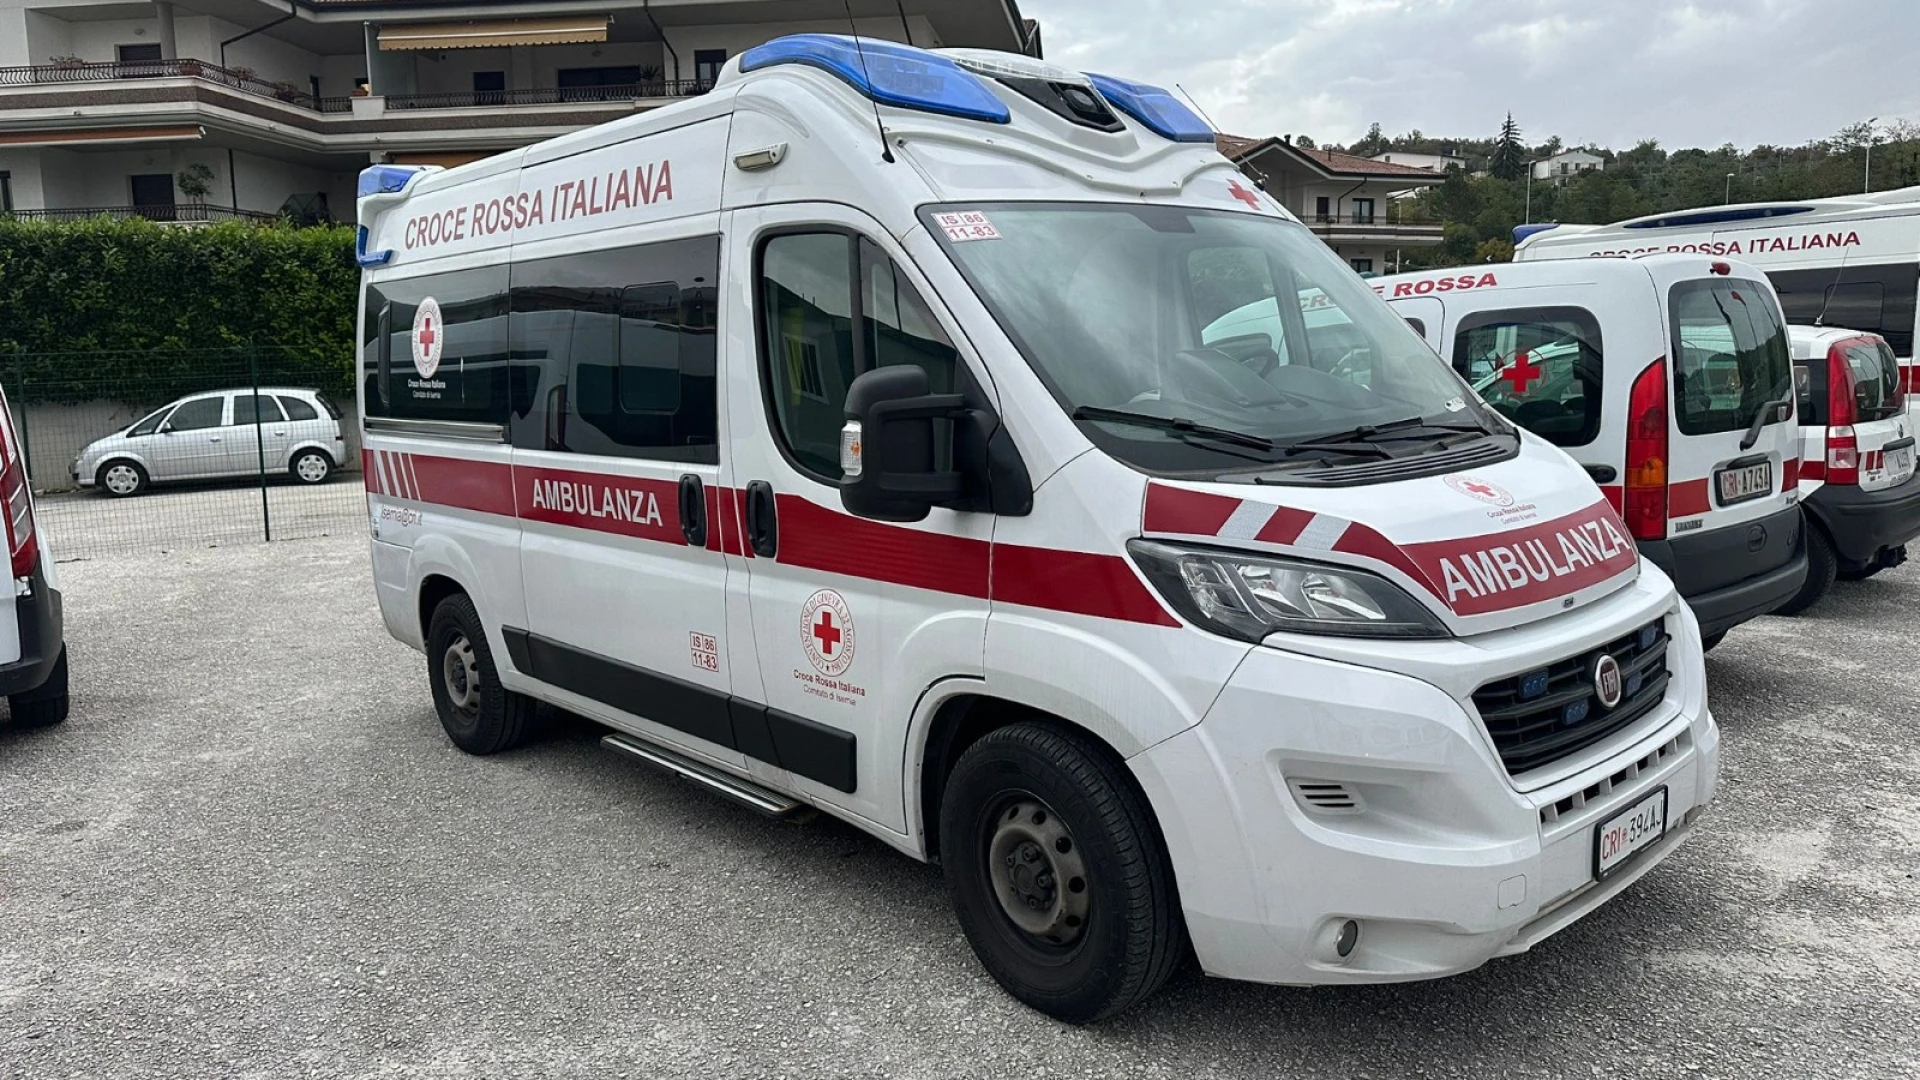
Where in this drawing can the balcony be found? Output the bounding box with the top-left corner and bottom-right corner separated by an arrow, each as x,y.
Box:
1305,209 -> 1445,245
0,59 -> 352,114
385,81 -> 714,111
4,205 -> 286,224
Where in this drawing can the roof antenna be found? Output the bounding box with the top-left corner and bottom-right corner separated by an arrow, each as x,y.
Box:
1180,82 -> 1266,190
1810,241 -> 1854,328
893,0 -> 913,45
844,1 -> 896,164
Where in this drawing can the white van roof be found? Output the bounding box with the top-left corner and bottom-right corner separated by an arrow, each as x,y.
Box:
354,35 -> 1266,274
1513,185 -> 1920,261
1369,252 -> 1765,301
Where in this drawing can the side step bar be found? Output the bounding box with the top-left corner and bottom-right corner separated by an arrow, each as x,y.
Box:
600,732 -> 806,818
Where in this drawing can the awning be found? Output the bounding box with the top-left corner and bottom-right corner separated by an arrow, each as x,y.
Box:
0,125 -> 203,148
377,16 -> 609,51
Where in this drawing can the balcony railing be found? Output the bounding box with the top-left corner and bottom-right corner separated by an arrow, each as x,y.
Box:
5,205 -> 287,224
0,58 -> 353,113
384,80 -> 714,110
1308,211 -> 1443,228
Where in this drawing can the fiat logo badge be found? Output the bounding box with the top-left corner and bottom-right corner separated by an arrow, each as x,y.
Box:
1593,653 -> 1624,709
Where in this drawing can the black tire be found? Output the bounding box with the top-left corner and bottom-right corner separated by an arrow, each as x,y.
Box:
939,722 -> 1186,1024
1837,563 -> 1884,582
289,449 -> 333,486
8,647 -> 69,729
425,593 -> 534,755
1776,524 -> 1837,616
95,459 -> 148,498
1700,631 -> 1726,652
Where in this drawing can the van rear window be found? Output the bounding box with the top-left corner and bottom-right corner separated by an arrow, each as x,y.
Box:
1841,337 -> 1902,422
1668,278 -> 1792,437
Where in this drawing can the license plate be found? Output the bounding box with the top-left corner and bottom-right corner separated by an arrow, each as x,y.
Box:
1594,787 -> 1668,878
1884,445 -> 1916,483
1715,462 -> 1772,505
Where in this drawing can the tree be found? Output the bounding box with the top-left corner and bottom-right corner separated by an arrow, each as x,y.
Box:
1294,134 -> 1316,150
176,163 -> 216,205
1489,113 -> 1527,180
1352,122 -> 1388,158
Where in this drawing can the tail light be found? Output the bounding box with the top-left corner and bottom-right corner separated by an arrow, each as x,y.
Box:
1826,342 -> 1859,486
0,393 -> 38,578
1623,357 -> 1669,541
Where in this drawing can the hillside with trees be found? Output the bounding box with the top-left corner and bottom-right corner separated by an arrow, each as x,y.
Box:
1319,118 -> 1920,270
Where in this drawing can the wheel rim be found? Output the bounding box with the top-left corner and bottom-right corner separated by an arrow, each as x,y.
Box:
441,634 -> 481,715
296,454 -> 328,482
104,464 -> 140,494
985,796 -> 1091,946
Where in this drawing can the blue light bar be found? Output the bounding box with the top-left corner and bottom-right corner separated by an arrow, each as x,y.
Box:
1086,73 -> 1213,143
355,226 -> 392,268
739,34 -> 1009,124
358,164 -> 425,199
1512,222 -> 1559,244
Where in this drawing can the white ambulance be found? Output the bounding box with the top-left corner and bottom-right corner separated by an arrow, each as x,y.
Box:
1782,325 -> 1920,611
356,35 -> 1718,1022
1373,257 -> 1808,649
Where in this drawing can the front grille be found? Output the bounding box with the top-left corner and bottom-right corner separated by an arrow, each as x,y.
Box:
1473,619 -> 1671,776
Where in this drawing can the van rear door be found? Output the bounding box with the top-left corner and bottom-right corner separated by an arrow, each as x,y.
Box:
1829,335 -> 1914,490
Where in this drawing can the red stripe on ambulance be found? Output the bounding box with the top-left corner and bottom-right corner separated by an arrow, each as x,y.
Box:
1400,499 -> 1636,616
516,465 -> 679,543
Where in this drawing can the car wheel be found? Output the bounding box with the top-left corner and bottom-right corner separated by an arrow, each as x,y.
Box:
425,592 -> 534,755
1776,524 -> 1837,616
290,450 -> 333,485
96,459 -> 147,497
8,647 -> 69,729
939,722 -> 1187,1024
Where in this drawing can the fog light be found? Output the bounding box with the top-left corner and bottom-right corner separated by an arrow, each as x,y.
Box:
1335,919 -> 1360,959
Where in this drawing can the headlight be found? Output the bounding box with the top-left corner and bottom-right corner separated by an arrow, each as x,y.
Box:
1128,539 -> 1448,641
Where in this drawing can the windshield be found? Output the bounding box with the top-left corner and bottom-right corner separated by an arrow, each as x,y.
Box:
1669,277 -> 1793,436
924,202 -> 1496,474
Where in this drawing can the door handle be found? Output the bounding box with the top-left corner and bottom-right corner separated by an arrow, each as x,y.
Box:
745,480 -> 778,558
208,435 -> 221,442
677,473 -> 708,548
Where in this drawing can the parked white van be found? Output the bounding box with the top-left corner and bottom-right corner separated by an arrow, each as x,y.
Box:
1782,325 -> 1920,611
357,35 -> 1718,1022
1374,257 -> 1806,648
0,382 -> 67,728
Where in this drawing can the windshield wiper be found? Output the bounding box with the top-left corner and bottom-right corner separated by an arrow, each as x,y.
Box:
1290,415 -> 1487,448
1072,406 -> 1278,451
1739,394 -> 1794,451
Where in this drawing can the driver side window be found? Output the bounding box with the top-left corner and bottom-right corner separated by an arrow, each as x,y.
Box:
164,397 -> 225,432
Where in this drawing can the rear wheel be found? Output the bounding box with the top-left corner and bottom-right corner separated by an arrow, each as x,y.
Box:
1776,524 -> 1837,616
939,722 -> 1186,1024
426,593 -> 534,755
290,449 -> 332,485
8,648 -> 69,729
96,460 -> 147,497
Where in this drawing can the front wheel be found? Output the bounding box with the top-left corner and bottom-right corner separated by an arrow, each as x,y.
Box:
290,450 -> 333,485
939,722 -> 1187,1024
96,460 -> 147,497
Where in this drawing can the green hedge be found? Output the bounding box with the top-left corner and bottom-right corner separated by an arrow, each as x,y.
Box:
0,217 -> 357,399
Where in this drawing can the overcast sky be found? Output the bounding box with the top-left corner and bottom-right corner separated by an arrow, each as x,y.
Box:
1026,0 -> 1920,151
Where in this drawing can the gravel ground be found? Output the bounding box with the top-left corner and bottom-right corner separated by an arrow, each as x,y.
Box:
34,477 -> 365,563
2,533 -> 1917,1079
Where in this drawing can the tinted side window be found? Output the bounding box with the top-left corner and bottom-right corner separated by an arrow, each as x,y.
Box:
362,266 -> 510,424
167,397 -> 224,431
1453,306 -> 1604,448
1769,262 -> 1919,357
278,395 -> 320,421
1402,316 -> 1427,337
506,236 -> 720,462
1793,360 -> 1827,426
233,394 -> 285,425
759,233 -> 958,481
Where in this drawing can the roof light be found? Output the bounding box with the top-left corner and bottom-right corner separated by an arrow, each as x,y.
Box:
1513,223 -> 1559,244
358,164 -> 427,199
355,226 -> 393,269
944,49 -> 1088,84
739,34 -> 1009,124
1709,261 -> 1731,275
1085,73 -> 1212,143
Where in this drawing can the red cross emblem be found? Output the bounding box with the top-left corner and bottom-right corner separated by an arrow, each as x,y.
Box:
1227,178 -> 1261,209
1462,480 -> 1500,499
417,314 -> 436,350
811,609 -> 841,657
1500,350 -> 1543,392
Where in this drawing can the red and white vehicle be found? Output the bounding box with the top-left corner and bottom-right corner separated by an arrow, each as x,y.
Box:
1782,325 -> 1920,611
356,35 -> 1718,1022
1375,256 -> 1808,648
0,382 -> 68,729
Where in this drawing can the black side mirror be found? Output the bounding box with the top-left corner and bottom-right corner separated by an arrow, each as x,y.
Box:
840,366 -> 967,522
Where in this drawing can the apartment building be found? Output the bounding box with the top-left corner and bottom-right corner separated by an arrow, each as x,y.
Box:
1218,134 -> 1445,275
0,0 -> 1040,224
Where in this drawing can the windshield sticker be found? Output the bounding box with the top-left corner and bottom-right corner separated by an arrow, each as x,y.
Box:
935,211 -> 1001,242
1444,397 -> 1467,412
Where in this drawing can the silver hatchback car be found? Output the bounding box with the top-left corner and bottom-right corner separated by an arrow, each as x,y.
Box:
72,388 -> 346,497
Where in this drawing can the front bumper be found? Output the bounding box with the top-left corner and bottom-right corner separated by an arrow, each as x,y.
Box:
0,565 -> 65,697
1129,586 -> 1718,986
1806,471 -> 1920,567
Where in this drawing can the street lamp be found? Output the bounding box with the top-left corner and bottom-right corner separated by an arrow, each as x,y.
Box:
1864,116 -> 1880,193
1725,172 -> 1735,204
1524,160 -> 1538,223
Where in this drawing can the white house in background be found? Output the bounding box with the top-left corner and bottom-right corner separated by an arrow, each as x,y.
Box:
0,0 -> 1040,225
1368,151 -> 1464,173
1217,134 -> 1445,275
1531,149 -> 1605,184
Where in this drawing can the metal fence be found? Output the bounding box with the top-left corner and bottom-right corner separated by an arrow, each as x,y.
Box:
2,346 -> 366,561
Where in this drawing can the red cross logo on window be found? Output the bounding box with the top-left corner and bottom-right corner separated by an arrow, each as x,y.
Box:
417,314 -> 436,350
811,609 -> 841,657
1227,178 -> 1261,210
1500,350 -> 1543,392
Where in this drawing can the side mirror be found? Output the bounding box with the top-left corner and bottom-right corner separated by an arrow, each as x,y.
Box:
840,366 -> 967,522
158,422 -> 175,435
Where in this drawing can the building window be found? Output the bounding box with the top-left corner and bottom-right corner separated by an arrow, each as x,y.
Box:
129,174 -> 175,219
473,70 -> 505,106
1314,196 -> 1331,222
1352,198 -> 1375,224
116,42 -> 163,78
0,171 -> 11,214
1349,258 -> 1374,275
694,49 -> 727,86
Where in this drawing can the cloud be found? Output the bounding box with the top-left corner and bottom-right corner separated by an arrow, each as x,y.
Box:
1022,0 -> 1920,149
